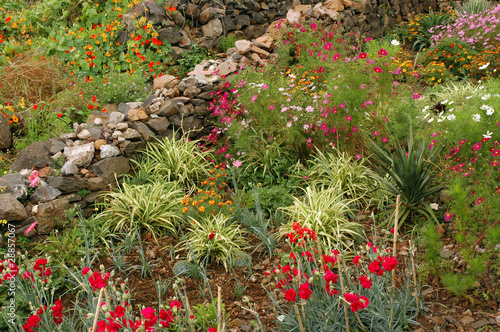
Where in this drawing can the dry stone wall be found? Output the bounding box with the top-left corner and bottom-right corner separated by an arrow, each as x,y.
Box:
0,0 -> 444,237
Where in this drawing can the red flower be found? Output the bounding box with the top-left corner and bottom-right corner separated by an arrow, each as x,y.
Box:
208,231 -> 215,240
382,256 -> 398,272
92,95 -> 96,102
353,255 -> 361,266
88,104 -> 95,110
82,267 -> 91,275
88,271 -> 109,291
358,275 -> 372,289
57,113 -> 63,118
22,315 -> 41,332
208,328 -> 217,332
51,299 -> 64,325
170,300 -> 182,310
324,269 -> 338,284
368,260 -> 380,274
113,305 -> 126,318
358,52 -> 367,59
33,104 -> 39,110
299,283 -> 312,300
159,309 -> 174,327
373,66 -> 383,73
284,288 -> 297,302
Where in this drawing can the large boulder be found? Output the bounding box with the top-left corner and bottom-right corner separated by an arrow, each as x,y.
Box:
0,116 -> 12,149
89,156 -> 131,184
0,193 -> 27,221
153,75 -> 179,90
10,141 -> 52,172
0,173 -> 29,199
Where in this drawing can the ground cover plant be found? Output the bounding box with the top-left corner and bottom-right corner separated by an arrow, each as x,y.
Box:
1,1 -> 500,331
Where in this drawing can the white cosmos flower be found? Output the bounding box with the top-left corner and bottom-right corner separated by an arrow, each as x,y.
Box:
391,39 -> 400,46
479,62 -> 490,70
447,114 -> 456,121
472,113 -> 481,122
480,104 -> 490,110
483,131 -> 493,139
482,94 -> 491,100
486,108 -> 494,115
422,105 -> 430,113
428,117 -> 434,123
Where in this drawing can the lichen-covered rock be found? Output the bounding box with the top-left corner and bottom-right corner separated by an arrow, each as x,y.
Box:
0,173 -> 28,199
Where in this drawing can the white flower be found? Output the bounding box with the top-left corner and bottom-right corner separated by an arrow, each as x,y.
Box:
486,108 -> 494,116
483,131 -> 493,139
423,113 -> 430,119
391,39 -> 400,46
422,105 -> 430,113
479,62 -> 490,70
472,113 -> 481,122
481,94 -> 491,100
480,104 -> 490,110
447,114 -> 456,121
428,117 -> 434,123
442,99 -> 449,104
466,96 -> 472,99
303,124 -> 309,130
437,117 -> 444,122
479,86 -> 484,90
286,122 -> 292,127
278,87 -> 285,92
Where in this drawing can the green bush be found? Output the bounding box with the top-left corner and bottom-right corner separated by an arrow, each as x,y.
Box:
178,213 -> 248,271
97,181 -> 184,240
219,35 -> 237,53
280,186 -> 359,248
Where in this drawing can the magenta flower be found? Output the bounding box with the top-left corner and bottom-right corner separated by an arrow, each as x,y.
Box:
373,131 -> 379,136
25,221 -> 38,235
28,171 -> 40,188
382,137 -> 388,143
476,197 -> 483,205
352,126 -> 358,132
378,48 -> 388,56
333,53 -> 340,60
346,115 -> 352,121
373,67 -> 383,73
324,42 -> 332,50
269,105 -> 275,110
444,212 -> 455,222
412,93 -> 421,99
472,142 -> 482,151
359,52 -> 367,59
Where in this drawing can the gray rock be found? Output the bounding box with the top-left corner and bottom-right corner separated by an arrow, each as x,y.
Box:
199,7 -> 225,24
0,115 -> 11,149
118,103 -> 131,115
146,117 -> 170,135
0,173 -> 28,199
202,19 -> 223,38
129,123 -> 156,141
15,217 -> 37,237
0,193 -> 27,221
109,111 -> 125,124
178,76 -> 197,92
121,141 -> 147,157
36,198 -> 71,234
60,160 -> 79,175
64,142 -> 95,167
158,27 -> 182,44
47,176 -> 85,193
147,0 -> 165,16
235,15 -> 251,29
121,128 -> 142,141
85,177 -> 107,191
142,94 -> 156,108
157,100 -> 179,117
181,116 -> 203,136
29,181 -> 62,203
59,132 -> 77,140
89,156 -> 130,184
116,122 -> 128,131
100,144 -> 121,159
47,140 -> 67,154
223,16 -> 236,31
60,192 -> 83,203
183,85 -> 201,98
10,141 -> 52,173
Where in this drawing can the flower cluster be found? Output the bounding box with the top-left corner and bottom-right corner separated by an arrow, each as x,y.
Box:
180,164 -> 233,217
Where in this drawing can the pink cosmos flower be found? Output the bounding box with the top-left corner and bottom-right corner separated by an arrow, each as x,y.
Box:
359,52 -> 367,59
378,48 -> 388,56
28,171 -> 40,188
346,115 -> 352,121
232,160 -> 242,168
444,211 -> 454,222
25,221 -> 37,235
373,67 -> 383,73
333,53 -> 340,60
476,197 -> 483,205
412,93 -> 421,99
324,42 -> 332,50
472,142 -> 482,151
382,137 -> 388,143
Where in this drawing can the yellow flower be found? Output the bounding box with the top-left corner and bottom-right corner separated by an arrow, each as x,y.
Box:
182,207 -> 188,213
11,115 -> 18,123
198,206 -> 205,213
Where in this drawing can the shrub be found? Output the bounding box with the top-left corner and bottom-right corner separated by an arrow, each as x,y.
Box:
97,181 -> 184,240
178,213 -> 248,271
280,186 -> 359,248
306,148 -> 378,207
132,133 -> 212,190
219,35 -> 237,53
408,9 -> 455,51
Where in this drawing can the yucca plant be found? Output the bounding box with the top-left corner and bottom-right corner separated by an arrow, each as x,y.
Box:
411,10 -> 453,51
306,147 -> 379,208
280,186 -> 360,249
96,181 -> 184,240
131,132 -> 212,189
177,214 -> 248,271
368,127 -> 443,227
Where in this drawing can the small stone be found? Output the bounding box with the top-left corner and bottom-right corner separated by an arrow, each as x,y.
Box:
100,145 -> 121,159
153,75 -> 179,90
30,181 -> 62,203
121,129 -> 142,141
253,35 -> 274,50
460,316 -> 475,325
61,160 -> 79,175
94,139 -> 107,150
235,40 -> 252,53
127,108 -> 148,122
109,111 -> 125,124
77,129 -> 91,140
470,318 -> 490,329
116,122 -> 128,131
64,143 -> 95,167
